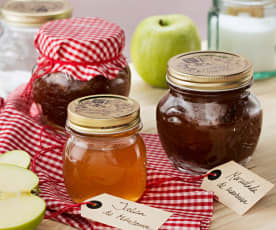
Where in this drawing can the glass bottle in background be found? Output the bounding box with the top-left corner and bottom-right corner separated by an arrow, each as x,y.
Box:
208,0 -> 276,79
0,0 -> 72,97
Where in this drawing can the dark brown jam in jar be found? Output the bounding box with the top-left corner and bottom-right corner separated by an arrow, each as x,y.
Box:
32,66 -> 130,127
27,17 -> 130,127
156,51 -> 262,173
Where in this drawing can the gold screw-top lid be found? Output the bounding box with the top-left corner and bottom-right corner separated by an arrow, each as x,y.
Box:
67,95 -> 142,135
0,0 -> 72,27
167,51 -> 253,92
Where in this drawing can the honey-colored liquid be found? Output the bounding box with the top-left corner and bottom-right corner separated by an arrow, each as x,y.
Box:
63,133 -> 147,203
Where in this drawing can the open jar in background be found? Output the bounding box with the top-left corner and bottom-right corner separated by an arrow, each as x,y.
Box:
63,95 -> 147,203
0,0 -> 72,96
27,17 -> 131,127
156,51 -> 262,173
208,0 -> 276,79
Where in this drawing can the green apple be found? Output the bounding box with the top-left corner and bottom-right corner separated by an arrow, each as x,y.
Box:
0,164 -> 46,230
0,150 -> 31,168
131,14 -> 201,88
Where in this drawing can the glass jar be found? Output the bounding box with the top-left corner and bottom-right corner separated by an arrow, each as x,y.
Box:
63,95 -> 147,203
28,17 -> 131,128
208,0 -> 276,79
156,51 -> 262,173
32,67 -> 131,127
0,0 -> 72,96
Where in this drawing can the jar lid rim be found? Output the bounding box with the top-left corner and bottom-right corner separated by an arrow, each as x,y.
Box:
67,94 -> 141,135
167,51 -> 253,91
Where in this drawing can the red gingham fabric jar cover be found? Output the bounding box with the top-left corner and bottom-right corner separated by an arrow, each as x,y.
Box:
34,17 -> 128,81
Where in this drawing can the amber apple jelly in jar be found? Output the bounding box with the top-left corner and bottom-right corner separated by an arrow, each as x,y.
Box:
156,51 -> 262,173
63,95 -> 147,203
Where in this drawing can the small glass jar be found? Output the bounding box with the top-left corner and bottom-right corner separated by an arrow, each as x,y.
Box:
63,95 -> 147,203
156,51 -> 262,173
29,17 -> 131,127
208,0 -> 276,79
0,0 -> 72,95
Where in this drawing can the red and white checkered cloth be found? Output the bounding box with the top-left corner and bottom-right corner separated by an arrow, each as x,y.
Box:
0,91 -> 214,230
34,17 -> 128,81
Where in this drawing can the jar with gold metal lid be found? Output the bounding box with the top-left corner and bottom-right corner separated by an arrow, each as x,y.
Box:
63,94 -> 147,203
156,51 -> 262,173
0,0 -> 72,95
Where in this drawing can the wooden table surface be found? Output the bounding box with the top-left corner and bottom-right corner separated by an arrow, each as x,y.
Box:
37,65 -> 276,230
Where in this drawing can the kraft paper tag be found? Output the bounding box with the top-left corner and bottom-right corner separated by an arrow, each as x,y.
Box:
201,161 -> 274,215
81,193 -> 172,230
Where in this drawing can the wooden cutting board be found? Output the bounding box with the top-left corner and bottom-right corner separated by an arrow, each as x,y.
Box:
37,65 -> 276,230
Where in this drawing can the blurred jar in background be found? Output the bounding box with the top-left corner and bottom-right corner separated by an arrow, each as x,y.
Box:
0,0 -> 72,96
208,0 -> 276,80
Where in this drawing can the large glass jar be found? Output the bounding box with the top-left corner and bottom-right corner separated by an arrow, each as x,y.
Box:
27,17 -> 131,127
63,95 -> 147,203
208,0 -> 276,79
0,0 -> 72,96
156,51 -> 262,173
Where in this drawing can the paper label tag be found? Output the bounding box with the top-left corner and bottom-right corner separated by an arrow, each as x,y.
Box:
201,161 -> 274,215
81,193 -> 172,230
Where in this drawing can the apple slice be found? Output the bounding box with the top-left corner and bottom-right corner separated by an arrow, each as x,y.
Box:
0,150 -> 31,168
0,164 -> 46,230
